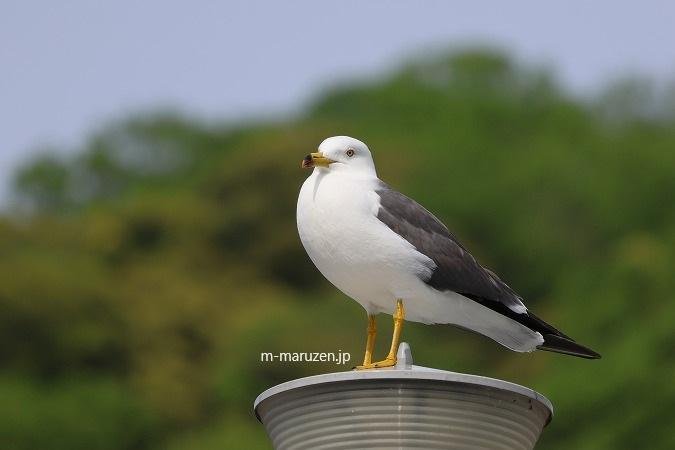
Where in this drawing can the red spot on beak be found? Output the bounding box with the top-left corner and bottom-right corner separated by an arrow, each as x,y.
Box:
301,154 -> 314,169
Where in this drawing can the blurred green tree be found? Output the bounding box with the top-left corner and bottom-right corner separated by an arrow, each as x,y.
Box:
2,48 -> 673,450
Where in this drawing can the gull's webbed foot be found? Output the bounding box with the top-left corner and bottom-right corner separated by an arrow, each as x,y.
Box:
355,356 -> 396,370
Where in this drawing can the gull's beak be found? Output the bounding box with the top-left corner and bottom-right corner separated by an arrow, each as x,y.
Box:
301,152 -> 334,169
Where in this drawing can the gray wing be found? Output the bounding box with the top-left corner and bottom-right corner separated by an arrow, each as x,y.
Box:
375,182 -> 526,313
375,182 -> 603,358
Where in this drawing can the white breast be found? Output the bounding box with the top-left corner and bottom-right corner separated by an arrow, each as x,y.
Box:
296,169 -> 435,315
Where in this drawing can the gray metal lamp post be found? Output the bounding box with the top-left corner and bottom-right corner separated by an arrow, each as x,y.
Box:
254,343 -> 553,450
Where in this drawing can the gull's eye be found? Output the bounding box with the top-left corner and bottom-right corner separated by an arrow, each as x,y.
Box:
346,149 -> 355,157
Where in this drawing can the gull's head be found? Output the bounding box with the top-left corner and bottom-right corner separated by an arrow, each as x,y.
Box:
301,136 -> 376,177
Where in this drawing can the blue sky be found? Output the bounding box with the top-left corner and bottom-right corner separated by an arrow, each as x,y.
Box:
2,1 -> 675,200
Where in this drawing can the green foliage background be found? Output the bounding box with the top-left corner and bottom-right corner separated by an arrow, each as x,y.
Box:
2,49 -> 674,449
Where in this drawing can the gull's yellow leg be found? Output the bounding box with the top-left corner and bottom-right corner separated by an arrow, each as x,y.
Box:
354,315 -> 376,369
356,300 -> 404,370
385,299 -> 405,361
361,315 -> 376,366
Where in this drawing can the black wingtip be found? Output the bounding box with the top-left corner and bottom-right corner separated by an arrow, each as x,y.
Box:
537,334 -> 601,359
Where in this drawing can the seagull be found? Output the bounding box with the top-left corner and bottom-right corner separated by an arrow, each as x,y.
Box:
297,136 -> 600,369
